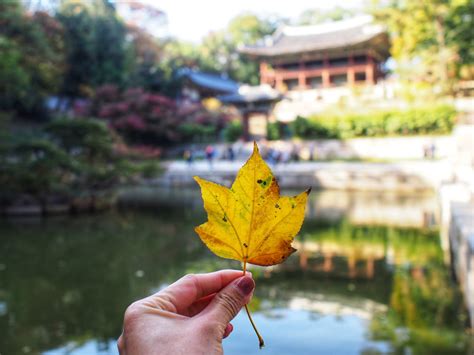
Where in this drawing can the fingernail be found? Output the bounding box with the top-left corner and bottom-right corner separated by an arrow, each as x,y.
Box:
236,276 -> 255,295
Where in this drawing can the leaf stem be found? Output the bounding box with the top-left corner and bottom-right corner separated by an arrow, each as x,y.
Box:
242,260 -> 265,349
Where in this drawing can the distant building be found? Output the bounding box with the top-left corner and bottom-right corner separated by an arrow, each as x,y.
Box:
179,69 -> 239,101
241,16 -> 390,92
218,85 -> 282,140
177,69 -> 281,140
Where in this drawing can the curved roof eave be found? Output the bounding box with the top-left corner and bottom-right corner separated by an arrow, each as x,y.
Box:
240,32 -> 388,58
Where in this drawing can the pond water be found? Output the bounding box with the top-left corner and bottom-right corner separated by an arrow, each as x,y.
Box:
0,188 -> 471,355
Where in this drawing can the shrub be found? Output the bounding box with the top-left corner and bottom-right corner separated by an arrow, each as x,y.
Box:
45,118 -> 129,191
291,105 -> 456,139
223,120 -> 243,142
136,161 -> 162,179
0,138 -> 76,206
267,122 -> 280,140
178,123 -> 217,143
291,116 -> 337,139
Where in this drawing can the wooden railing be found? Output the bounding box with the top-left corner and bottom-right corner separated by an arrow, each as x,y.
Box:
261,63 -> 377,89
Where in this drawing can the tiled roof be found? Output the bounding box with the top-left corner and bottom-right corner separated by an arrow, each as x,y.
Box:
179,69 -> 239,93
241,16 -> 387,57
218,85 -> 282,104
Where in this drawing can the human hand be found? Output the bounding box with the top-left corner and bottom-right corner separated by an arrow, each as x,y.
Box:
118,270 -> 255,355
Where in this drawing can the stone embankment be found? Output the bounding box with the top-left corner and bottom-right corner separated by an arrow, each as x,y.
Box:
158,134 -> 456,192
157,159 -> 452,192
439,124 -> 474,328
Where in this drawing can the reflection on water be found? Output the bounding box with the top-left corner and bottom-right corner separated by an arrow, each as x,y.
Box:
0,189 -> 471,355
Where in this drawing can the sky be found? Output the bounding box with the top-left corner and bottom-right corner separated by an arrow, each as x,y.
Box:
141,0 -> 365,42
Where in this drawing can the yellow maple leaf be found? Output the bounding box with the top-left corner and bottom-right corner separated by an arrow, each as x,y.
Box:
194,142 -> 309,266
194,142 -> 310,347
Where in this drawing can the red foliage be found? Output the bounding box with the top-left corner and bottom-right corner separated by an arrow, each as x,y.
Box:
114,114 -> 147,131
80,85 -> 183,145
78,84 -> 230,148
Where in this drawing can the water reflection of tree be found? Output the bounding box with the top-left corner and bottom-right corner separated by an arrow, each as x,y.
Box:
370,265 -> 470,354
279,221 -> 470,354
0,210 -> 207,354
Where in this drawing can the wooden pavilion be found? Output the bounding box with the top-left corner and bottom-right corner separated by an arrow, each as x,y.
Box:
241,16 -> 390,91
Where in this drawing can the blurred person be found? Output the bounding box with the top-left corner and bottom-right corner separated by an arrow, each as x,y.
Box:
205,145 -> 215,168
266,147 -> 275,165
281,150 -> 291,164
273,149 -> 282,164
226,146 -> 235,161
291,144 -> 300,162
184,148 -> 194,166
118,270 -> 254,355
429,141 -> 436,159
309,142 -> 316,161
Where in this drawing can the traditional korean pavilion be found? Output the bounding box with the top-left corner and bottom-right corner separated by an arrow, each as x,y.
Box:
241,16 -> 390,91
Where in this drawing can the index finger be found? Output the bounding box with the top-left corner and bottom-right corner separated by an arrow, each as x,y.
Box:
150,270 -> 251,314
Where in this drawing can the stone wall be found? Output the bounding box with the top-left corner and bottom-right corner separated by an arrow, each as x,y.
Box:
448,200 -> 474,328
266,135 -> 454,161
159,160 -> 453,192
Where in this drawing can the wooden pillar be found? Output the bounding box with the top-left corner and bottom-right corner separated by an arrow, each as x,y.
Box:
276,75 -> 284,91
348,255 -> 356,278
322,56 -> 330,88
323,253 -> 333,272
366,55 -> 375,85
322,70 -> 330,88
260,61 -> 268,85
348,54 -> 355,86
366,257 -> 374,278
348,68 -> 355,86
298,61 -> 306,89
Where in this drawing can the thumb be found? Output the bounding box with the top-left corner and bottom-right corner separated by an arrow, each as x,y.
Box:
201,275 -> 255,326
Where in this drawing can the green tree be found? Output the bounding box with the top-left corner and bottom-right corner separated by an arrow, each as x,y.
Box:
445,0 -> 474,80
0,37 -> 30,112
374,0 -> 474,94
199,13 -> 278,84
0,0 -> 64,118
56,0 -> 128,98
126,30 -> 188,97
227,13 -> 277,46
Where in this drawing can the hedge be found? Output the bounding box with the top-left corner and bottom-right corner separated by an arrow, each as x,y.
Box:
223,120 -> 243,142
291,105 -> 456,139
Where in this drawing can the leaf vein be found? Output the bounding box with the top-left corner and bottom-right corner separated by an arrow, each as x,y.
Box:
210,190 -> 245,257
249,207 -> 300,258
